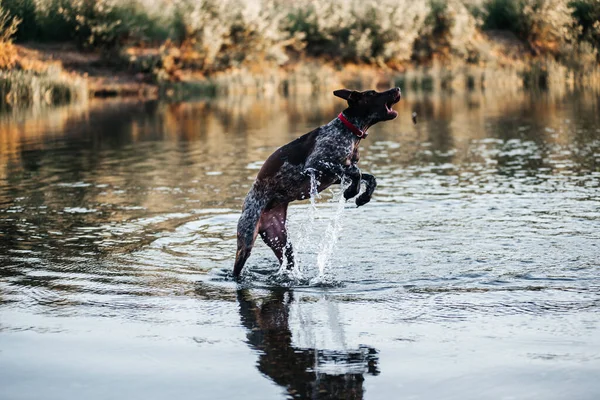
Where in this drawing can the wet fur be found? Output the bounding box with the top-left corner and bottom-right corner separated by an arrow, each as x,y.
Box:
233,88 -> 401,277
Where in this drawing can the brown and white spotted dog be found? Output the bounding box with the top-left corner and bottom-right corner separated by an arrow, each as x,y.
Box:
233,87 -> 402,278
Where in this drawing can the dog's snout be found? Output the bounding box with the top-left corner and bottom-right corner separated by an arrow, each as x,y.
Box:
389,87 -> 401,101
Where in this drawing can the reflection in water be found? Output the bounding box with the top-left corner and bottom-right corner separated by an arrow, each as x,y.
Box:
0,88 -> 599,399
0,89 -> 598,265
237,289 -> 378,399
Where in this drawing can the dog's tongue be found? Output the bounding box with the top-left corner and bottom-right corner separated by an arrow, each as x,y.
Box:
386,101 -> 398,118
386,92 -> 401,117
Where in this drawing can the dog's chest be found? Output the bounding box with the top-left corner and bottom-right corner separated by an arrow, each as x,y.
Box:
351,141 -> 360,163
317,129 -> 359,164
342,139 -> 360,166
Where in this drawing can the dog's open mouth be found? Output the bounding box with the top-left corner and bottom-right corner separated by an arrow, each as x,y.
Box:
385,93 -> 401,118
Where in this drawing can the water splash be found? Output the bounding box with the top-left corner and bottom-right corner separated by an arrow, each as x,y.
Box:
285,171 -> 319,278
309,170 -> 321,209
314,187 -> 347,280
295,171 -> 349,284
275,170 -> 350,284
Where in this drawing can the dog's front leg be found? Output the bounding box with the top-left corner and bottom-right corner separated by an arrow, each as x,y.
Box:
355,173 -> 377,207
342,164 -> 362,200
304,161 -> 363,200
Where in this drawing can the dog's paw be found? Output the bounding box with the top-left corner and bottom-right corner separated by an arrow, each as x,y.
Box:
355,193 -> 371,207
344,187 -> 359,200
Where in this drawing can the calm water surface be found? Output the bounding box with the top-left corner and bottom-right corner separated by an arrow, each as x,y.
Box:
0,89 -> 599,399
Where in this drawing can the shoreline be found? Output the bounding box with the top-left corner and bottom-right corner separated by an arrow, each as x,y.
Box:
1,0 -> 599,108
1,41 -> 600,109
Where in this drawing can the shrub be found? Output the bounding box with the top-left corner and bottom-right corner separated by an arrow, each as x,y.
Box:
41,0 -> 164,51
1,0 -> 36,41
2,0 -> 168,50
169,0 -> 295,72
286,0 -> 430,64
0,1 -> 20,69
412,0 -> 481,63
522,0 -> 577,54
0,0 -> 597,76
570,0 -> 600,50
0,68 -> 87,107
483,0 -> 525,34
482,0 -> 577,55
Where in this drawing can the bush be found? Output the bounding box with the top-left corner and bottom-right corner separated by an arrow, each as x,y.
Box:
1,0 -> 36,41
0,0 -> 597,75
483,0 -> 525,33
570,0 -> 600,50
170,0 -> 295,72
0,1 -> 20,69
522,0 -> 577,54
286,0 -> 430,64
40,0 -> 165,51
482,0 -> 577,55
2,0 -> 168,50
0,68 -> 87,107
412,0 -> 480,63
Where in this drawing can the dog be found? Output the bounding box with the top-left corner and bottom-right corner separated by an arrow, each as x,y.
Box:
233,87 -> 401,277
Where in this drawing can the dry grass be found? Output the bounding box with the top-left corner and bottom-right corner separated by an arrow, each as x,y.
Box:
0,67 -> 88,108
0,2 -> 20,69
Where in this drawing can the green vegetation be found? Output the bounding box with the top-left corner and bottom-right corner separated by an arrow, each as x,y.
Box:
483,0 -> 580,55
0,0 -> 599,106
483,0 -> 525,34
1,0 -> 598,67
0,0 -> 20,69
570,0 -> 600,50
3,0 -> 169,50
1,1 -> 87,107
0,68 -> 88,108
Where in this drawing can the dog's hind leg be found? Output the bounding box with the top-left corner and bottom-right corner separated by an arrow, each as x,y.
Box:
259,203 -> 294,269
233,192 -> 267,277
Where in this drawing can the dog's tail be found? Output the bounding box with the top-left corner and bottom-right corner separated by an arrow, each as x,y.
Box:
233,188 -> 268,277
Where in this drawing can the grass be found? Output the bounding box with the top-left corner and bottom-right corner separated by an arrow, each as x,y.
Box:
0,68 -> 88,108
0,1 -> 20,69
1,2 -> 86,108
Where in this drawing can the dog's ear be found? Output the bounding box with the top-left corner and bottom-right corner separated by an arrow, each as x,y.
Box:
333,89 -> 360,102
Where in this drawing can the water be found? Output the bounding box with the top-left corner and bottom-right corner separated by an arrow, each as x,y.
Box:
314,187 -> 347,280
0,90 -> 599,399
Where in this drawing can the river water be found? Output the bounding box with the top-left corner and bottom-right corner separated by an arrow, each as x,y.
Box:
0,89 -> 599,399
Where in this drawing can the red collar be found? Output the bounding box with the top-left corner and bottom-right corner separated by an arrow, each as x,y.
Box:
338,113 -> 366,138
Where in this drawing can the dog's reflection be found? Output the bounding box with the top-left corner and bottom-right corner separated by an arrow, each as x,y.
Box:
237,289 -> 379,399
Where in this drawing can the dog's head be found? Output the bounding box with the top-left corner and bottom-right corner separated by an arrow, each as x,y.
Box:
334,87 -> 401,126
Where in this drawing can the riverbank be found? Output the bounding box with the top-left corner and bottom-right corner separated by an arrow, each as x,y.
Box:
1,0 -> 599,107
4,40 -> 599,105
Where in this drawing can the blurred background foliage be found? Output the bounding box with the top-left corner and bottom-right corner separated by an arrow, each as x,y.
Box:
0,0 -> 599,107
0,0 -> 598,71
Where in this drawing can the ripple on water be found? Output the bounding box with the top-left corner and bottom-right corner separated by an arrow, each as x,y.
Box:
0,95 -> 599,393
